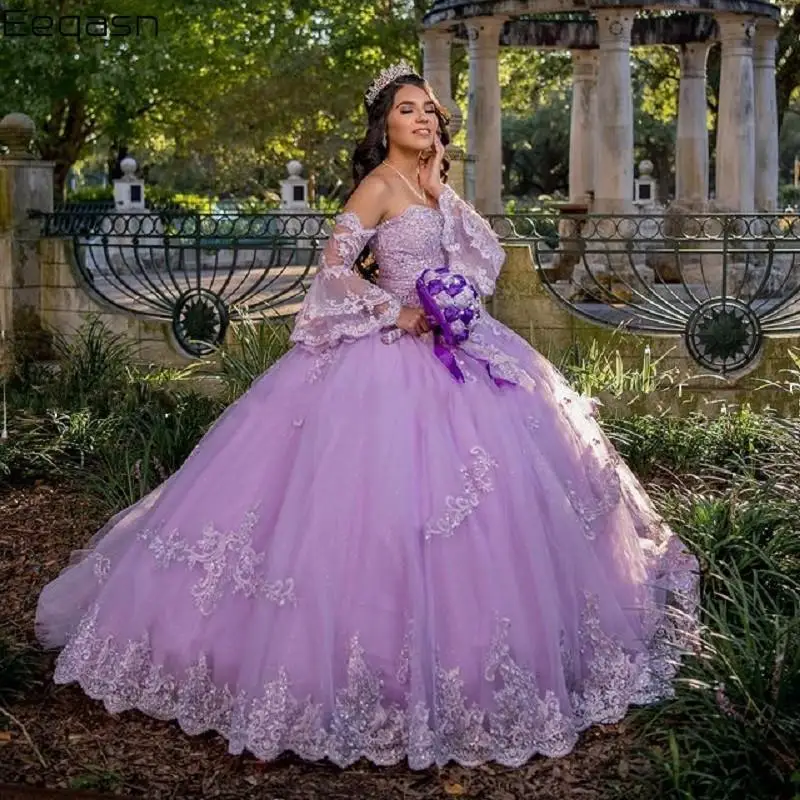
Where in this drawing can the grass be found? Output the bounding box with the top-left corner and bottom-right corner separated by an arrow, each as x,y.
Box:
632,563 -> 800,799
554,334 -> 679,403
622,415 -> 800,799
602,406 -> 783,481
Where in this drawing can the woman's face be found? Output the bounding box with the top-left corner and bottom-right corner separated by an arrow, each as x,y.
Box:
385,84 -> 438,153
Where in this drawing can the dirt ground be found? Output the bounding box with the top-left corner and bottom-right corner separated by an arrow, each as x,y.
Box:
0,483 -> 647,800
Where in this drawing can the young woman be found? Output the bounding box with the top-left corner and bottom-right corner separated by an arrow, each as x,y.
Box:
36,62 -> 698,769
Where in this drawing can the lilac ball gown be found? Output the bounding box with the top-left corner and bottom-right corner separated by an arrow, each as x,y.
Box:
35,185 -> 699,769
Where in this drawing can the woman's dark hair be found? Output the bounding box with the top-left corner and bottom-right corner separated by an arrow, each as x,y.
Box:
348,74 -> 451,281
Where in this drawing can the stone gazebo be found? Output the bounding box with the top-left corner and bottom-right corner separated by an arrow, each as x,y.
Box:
420,0 -> 782,216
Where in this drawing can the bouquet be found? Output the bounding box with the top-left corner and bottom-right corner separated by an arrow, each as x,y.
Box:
415,266 -> 482,384
416,266 -> 481,347
381,266 -> 514,388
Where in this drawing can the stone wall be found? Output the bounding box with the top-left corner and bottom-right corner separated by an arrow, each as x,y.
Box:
37,237 -> 189,368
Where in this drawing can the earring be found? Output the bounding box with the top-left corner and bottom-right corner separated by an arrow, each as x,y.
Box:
382,132 -> 387,148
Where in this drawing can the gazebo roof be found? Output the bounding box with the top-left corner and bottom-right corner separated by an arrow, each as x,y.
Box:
422,0 -> 780,28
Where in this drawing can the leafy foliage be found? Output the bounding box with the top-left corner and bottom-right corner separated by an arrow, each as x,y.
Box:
0,639 -> 45,706
603,406 -> 778,479
0,0 -> 424,198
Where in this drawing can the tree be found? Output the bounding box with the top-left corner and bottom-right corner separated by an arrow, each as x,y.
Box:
0,0 -> 195,196
190,0 -> 421,197
777,0 -> 800,129
0,0 -> 421,199
502,100 -> 570,197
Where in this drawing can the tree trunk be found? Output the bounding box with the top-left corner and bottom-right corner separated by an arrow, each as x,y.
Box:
108,143 -> 129,181
39,94 -> 93,203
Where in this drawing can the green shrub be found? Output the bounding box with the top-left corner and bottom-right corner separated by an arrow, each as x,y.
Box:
64,185 -> 113,203
634,564 -> 800,800
557,336 -> 679,407
1,316 -> 220,488
7,316 -> 136,416
603,407 -> 780,480
84,389 -> 220,513
0,638 -> 44,705
778,184 -> 800,209
621,410 -> 800,799
0,411 -> 76,485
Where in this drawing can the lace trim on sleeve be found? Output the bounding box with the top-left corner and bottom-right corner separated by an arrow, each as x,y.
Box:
290,212 -> 402,349
439,185 -> 505,296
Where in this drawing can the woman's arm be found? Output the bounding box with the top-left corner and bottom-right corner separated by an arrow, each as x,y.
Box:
290,177 -> 403,349
437,185 -> 506,297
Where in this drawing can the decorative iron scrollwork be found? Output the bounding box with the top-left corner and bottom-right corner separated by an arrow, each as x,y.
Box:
491,210 -> 800,376
685,298 -> 761,374
31,207 -> 324,359
172,288 -> 230,357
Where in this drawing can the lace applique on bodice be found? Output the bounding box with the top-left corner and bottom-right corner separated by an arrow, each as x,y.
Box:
370,206 -> 445,308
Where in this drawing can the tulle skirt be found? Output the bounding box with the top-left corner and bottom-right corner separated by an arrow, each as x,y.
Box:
35,315 -> 698,768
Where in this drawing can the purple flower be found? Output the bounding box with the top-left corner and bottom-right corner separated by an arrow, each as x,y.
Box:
446,277 -> 466,296
416,266 -> 480,348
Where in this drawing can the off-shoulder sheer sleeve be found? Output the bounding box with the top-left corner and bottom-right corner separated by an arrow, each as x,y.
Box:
290,212 -> 402,349
438,184 -> 505,296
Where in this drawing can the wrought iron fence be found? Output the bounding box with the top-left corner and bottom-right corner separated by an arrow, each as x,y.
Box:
31,208 -> 329,357
28,206 -> 800,374
489,211 -> 800,375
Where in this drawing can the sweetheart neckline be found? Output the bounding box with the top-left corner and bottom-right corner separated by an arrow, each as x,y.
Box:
377,204 -> 442,230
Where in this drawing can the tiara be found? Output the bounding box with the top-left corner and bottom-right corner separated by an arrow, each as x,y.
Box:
365,60 -> 419,107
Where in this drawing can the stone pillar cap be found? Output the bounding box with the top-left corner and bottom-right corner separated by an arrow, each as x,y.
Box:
0,113 -> 36,159
119,156 -> 138,180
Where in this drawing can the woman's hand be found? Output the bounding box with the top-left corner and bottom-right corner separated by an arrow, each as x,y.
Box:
396,306 -> 431,337
419,133 -> 445,201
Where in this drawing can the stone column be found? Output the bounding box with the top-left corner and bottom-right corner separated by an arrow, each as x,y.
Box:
0,113 -> 55,362
754,20 -> 779,212
568,50 -> 598,206
421,27 -> 470,200
594,9 -> 635,214
675,42 -> 711,209
422,28 -> 452,107
715,14 -> 756,212
466,16 -> 506,215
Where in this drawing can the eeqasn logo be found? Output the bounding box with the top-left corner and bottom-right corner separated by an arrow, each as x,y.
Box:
0,11 -> 158,39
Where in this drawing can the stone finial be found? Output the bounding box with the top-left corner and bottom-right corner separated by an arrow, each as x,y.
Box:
120,156 -> 138,180
113,156 -> 145,209
0,112 -> 36,159
280,160 -> 309,209
634,159 -> 657,207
